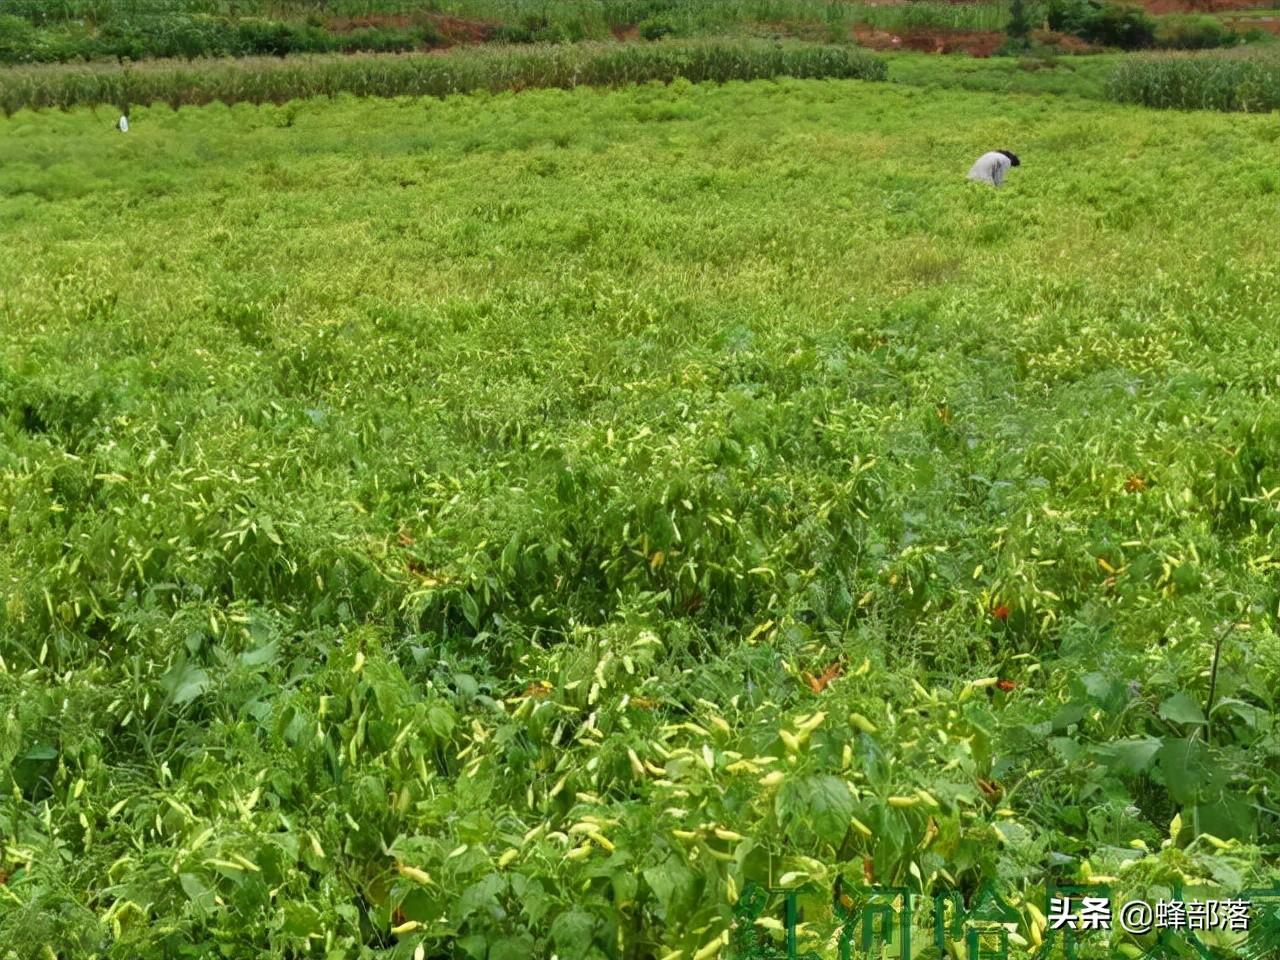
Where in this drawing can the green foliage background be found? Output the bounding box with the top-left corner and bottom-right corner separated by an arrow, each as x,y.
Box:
0,0 -> 1024,65
2,77 -> 1280,957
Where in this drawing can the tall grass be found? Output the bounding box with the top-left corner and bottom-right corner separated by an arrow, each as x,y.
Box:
890,50 -> 1121,98
1108,48 -> 1280,110
849,1 -> 1024,33
0,39 -> 886,113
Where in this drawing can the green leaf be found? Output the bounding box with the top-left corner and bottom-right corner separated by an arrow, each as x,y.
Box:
162,659 -> 210,706
279,900 -> 320,937
180,873 -> 217,919
1194,795 -> 1256,842
427,703 -> 456,741
1156,737 -> 1221,805
457,934 -> 488,960
777,774 -> 854,847
1159,692 -> 1206,726
1098,737 -> 1161,775
1079,672 -> 1125,713
643,856 -> 698,919
460,590 -> 481,629
18,743 -> 58,762
239,640 -> 279,668
1051,703 -> 1087,732
550,908 -> 595,960
490,933 -> 536,960
457,874 -> 504,921
1048,736 -> 1081,762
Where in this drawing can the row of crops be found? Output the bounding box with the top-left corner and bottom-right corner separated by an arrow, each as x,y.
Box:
4,71 -> 1280,956
1109,46 -> 1280,110
2,40 -> 1278,113
0,40 -> 885,113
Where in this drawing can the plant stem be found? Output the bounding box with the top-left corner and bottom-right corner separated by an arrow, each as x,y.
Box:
1205,619 -> 1238,746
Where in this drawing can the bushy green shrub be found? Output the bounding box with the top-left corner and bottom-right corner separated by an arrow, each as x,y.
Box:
1007,0 -> 1033,45
0,13 -> 34,61
232,19 -> 303,57
494,13 -> 570,44
639,15 -> 679,40
0,0 -> 63,26
1045,0 -> 1092,34
1089,3 -> 1156,48
0,11 -> 451,65
1156,14 -> 1235,50
1047,0 -> 1155,48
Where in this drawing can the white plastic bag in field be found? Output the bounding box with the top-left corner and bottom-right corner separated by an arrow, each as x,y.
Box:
118,115 -> 129,133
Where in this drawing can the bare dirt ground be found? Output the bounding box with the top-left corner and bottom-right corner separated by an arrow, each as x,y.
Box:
853,26 -> 1006,54
325,13 -> 499,44
1139,0 -> 1274,12
323,3 -> 1274,57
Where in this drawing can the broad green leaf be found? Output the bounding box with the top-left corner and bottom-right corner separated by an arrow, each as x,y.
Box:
550,908 -> 595,960
162,660 -> 210,706
240,640 -> 279,668
457,874 -> 505,921
1048,737 -> 1080,762
180,873 -> 217,919
1159,692 -> 1206,726
490,933 -> 536,960
280,900 -> 320,937
1051,703 -> 1087,732
777,774 -> 854,847
643,856 -> 698,919
1080,673 -> 1125,713
1156,737 -> 1221,805
1194,795 -> 1257,842
1098,737 -> 1161,775
460,591 -> 481,630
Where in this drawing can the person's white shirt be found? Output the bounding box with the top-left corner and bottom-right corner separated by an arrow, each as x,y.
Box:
968,151 -> 1012,187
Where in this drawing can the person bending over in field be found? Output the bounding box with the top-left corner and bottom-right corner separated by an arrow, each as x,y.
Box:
967,150 -> 1020,188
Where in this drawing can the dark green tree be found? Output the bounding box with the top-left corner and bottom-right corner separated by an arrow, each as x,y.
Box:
1007,0 -> 1033,46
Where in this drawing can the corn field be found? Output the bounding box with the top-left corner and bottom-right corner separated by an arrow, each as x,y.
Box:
0,39 -> 886,113
1108,48 -> 1280,110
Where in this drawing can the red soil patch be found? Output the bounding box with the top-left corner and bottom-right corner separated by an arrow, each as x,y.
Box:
855,26 -> 1006,55
838,0 -> 987,4
324,12 -> 498,45
1030,28 -> 1098,51
1221,14 -> 1280,29
752,18 -> 837,41
432,14 -> 499,44
1141,0 -> 1272,12
325,14 -> 417,32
